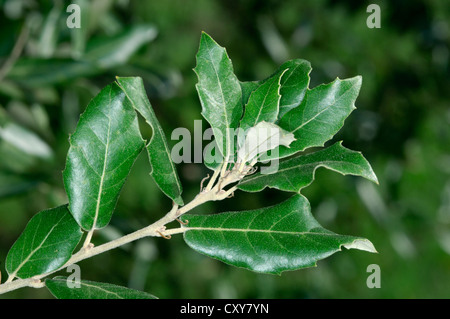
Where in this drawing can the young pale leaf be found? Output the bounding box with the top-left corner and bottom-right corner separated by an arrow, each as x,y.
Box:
63,83 -> 145,231
194,32 -> 243,162
261,76 -> 362,162
237,121 -> 295,164
182,194 -> 376,275
238,141 -> 378,193
6,205 -> 82,279
46,277 -> 157,299
239,70 -> 285,131
116,76 -> 183,205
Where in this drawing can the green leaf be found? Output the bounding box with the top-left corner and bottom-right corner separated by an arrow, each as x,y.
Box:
182,194 -> 376,275
239,81 -> 260,107
262,76 -> 362,161
0,122 -> 53,159
116,76 -> 183,205
7,58 -> 99,87
276,59 -> 312,118
6,205 -> 82,279
194,32 -> 243,162
63,83 -> 145,231
238,141 -> 378,193
239,70 -> 285,131
84,25 -> 157,69
46,277 -> 157,299
7,25 -> 157,87
239,59 -> 311,119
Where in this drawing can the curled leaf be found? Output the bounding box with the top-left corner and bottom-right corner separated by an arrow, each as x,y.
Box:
237,121 -> 295,164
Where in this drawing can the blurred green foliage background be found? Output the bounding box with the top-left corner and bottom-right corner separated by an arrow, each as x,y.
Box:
0,0 -> 449,299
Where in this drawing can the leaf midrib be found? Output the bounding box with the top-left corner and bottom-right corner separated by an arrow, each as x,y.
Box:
291,80 -> 357,134
202,39 -> 231,160
250,76 -> 279,127
78,282 -> 124,299
9,215 -> 64,277
186,226 -> 338,237
92,103 -> 112,230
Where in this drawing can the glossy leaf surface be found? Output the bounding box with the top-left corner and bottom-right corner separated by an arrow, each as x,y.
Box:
239,141 -> 378,192
276,59 -> 312,118
63,83 -> 145,230
262,76 -> 362,161
239,70 -> 284,131
182,194 -> 376,275
6,205 -> 82,279
46,277 -> 157,299
116,76 -> 183,205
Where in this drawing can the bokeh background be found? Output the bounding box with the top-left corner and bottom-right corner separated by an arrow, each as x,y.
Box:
0,0 -> 449,299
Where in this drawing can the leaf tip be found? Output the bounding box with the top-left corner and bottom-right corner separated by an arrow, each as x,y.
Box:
370,173 -> 380,185
343,238 -> 377,254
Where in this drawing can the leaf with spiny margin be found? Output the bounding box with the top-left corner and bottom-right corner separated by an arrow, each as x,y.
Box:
238,141 -> 378,193
194,32 -> 243,162
116,76 -> 183,205
239,59 -> 311,119
46,277 -> 157,299
181,194 -> 376,275
239,70 -> 286,131
6,205 -> 82,279
261,76 -> 362,162
63,83 -> 145,231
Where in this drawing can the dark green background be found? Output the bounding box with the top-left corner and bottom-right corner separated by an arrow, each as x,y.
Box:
0,0 -> 449,298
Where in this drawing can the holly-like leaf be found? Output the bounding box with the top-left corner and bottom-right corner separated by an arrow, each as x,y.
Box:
116,76 -> 183,205
239,59 -> 311,119
194,32 -> 243,163
261,76 -> 362,161
182,194 -> 376,275
238,141 -> 378,193
46,277 -> 157,299
6,205 -> 82,279
239,70 -> 285,131
63,83 -> 145,231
